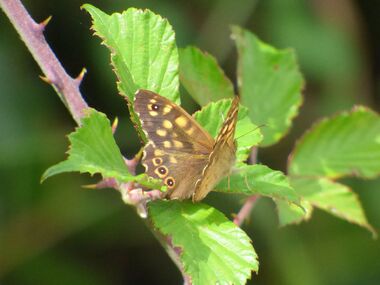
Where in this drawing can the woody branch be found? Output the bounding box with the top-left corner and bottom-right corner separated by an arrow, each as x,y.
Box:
0,0 -> 164,205
0,1 -> 186,282
0,0 -> 87,124
234,147 -> 259,226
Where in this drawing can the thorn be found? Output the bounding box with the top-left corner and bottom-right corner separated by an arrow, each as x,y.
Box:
39,15 -> 52,31
83,178 -> 119,190
112,117 -> 119,134
82,184 -> 98,189
75,67 -> 87,85
39,75 -> 52,84
134,147 -> 144,161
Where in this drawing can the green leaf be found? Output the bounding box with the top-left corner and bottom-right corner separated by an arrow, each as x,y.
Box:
283,177 -> 375,235
194,99 -> 263,162
83,4 -> 179,140
216,164 -> 300,205
42,109 -> 161,189
149,200 -> 258,285
179,46 -> 234,106
289,106 -> 380,179
232,26 -> 304,146
83,4 -> 179,102
275,199 -> 313,227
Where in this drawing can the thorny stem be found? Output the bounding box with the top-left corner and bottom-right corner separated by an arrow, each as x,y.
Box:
166,238 -> 192,285
0,1 -> 258,282
249,146 -> 258,165
234,195 -> 259,226
0,0 -> 190,282
150,228 -> 191,285
234,147 -> 260,226
0,0 -> 88,124
0,0 -> 154,207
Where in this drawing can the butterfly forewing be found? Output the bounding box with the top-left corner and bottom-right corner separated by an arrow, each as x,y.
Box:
134,90 -> 214,153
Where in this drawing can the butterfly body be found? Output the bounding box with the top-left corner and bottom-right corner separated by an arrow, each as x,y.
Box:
133,90 -> 239,201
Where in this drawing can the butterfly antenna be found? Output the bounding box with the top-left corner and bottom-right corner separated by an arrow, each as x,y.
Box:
235,124 -> 266,140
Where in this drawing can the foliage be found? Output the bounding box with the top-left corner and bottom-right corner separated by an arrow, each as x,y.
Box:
41,109 -> 162,189
289,107 -> 380,178
278,107 -> 380,236
179,46 -> 234,106
149,200 -> 258,285
38,3 -> 380,285
232,25 -> 304,146
83,4 -> 179,141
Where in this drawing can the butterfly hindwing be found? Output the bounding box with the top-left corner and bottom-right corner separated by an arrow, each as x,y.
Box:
141,142 -> 207,199
193,96 -> 239,201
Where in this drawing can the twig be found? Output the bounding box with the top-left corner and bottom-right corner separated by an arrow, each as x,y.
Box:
234,147 -> 259,226
0,0 -> 88,124
150,224 -> 192,285
0,0 -> 167,207
234,195 -> 259,226
0,0 -> 154,208
249,146 -> 258,165
0,2 -> 193,283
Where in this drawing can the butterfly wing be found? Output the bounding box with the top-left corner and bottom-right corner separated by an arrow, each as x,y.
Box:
141,142 -> 208,199
133,89 -> 214,199
193,96 -> 240,202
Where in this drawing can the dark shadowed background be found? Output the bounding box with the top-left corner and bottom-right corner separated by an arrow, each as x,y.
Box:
1,0 -> 380,284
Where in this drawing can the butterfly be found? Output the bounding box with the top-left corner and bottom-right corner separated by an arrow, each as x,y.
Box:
133,89 -> 239,202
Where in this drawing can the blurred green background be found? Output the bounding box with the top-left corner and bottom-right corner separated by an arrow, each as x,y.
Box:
1,0 -> 380,284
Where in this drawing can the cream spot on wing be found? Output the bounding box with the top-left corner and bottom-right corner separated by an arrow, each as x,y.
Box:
175,116 -> 188,128
169,157 -> 178,164
173,140 -> 183,148
162,105 -> 172,115
163,141 -> 172,148
149,111 -> 159,117
163,120 -> 173,129
142,150 -> 147,160
186,127 -> 195,135
150,99 -> 157,103
154,149 -> 164,156
156,129 -> 167,137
